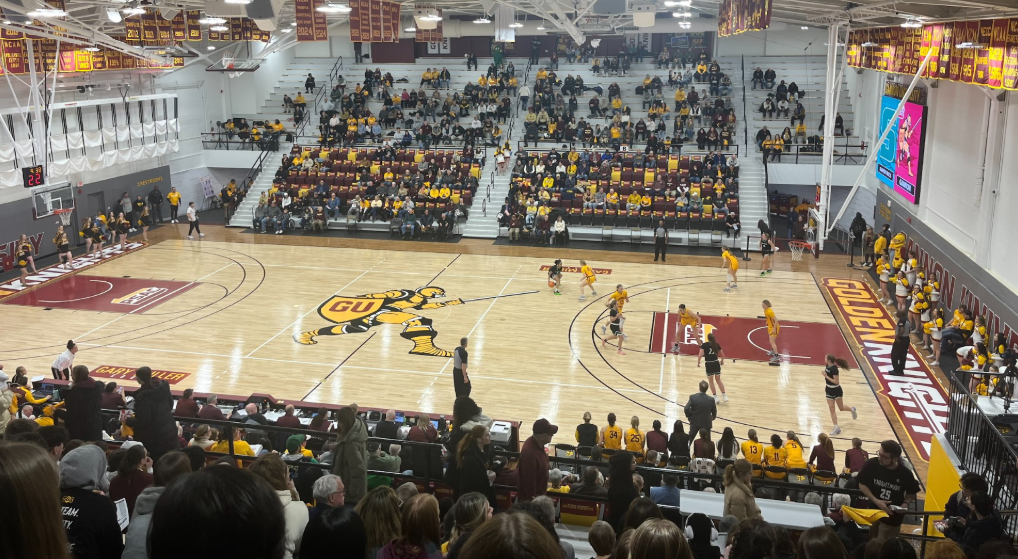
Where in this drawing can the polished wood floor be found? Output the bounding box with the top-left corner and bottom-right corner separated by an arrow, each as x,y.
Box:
5,224 -> 922,477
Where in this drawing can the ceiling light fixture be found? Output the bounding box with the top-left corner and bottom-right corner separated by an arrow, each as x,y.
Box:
421,14 -> 442,21
676,0 -> 692,5
404,26 -> 416,32
955,41 -> 986,49
536,22 -> 546,30
861,41 -> 877,47
27,8 -> 67,17
900,19 -> 922,28
508,21 -> 523,28
83,46 -> 100,52
122,7 -> 146,15
224,0 -> 252,4
1,20 -> 10,25
801,26 -> 809,30
473,16 -> 490,23
210,25 -> 228,31
106,7 -> 122,22
207,45 -> 216,50
198,16 -> 226,24
672,11 -> 691,17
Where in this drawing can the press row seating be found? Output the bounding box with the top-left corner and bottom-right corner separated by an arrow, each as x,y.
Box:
550,197 -> 738,213
562,208 -> 732,228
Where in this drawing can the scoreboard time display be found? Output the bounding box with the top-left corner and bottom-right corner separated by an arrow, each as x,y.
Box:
22,165 -> 44,188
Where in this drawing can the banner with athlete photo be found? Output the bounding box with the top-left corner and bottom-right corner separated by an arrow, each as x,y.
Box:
848,17 -> 1018,91
892,101 -> 927,204
875,95 -> 898,190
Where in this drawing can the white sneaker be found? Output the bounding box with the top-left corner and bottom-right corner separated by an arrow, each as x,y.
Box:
851,406 -> 857,420
831,426 -> 842,435
600,325 -> 607,335
714,395 -> 721,402
188,235 -> 193,239
931,361 -> 939,366
722,287 -> 731,292
579,295 -> 586,301
723,393 -> 729,402
591,291 -> 597,295
200,233 -> 205,237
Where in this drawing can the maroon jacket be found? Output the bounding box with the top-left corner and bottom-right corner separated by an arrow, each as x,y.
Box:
516,436 -> 549,502
275,414 -> 303,429
174,397 -> 199,418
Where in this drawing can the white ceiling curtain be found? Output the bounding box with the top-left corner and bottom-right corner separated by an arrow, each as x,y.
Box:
494,4 -> 515,42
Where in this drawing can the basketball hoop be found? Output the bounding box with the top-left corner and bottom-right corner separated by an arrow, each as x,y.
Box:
222,53 -> 236,70
788,240 -> 812,261
54,208 -> 73,227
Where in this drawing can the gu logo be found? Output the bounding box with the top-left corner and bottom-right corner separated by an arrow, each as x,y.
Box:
112,287 -> 168,305
682,322 -> 716,345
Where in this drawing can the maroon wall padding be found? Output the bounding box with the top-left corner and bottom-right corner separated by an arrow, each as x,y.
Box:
370,39 -> 416,63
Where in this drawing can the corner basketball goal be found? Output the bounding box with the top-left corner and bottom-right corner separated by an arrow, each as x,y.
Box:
54,208 -> 73,227
787,240 -> 813,261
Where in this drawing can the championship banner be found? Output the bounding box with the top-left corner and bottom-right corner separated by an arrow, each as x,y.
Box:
2,39 -> 26,74
848,17 -> 1018,91
349,0 -> 400,42
125,17 -> 142,45
230,18 -> 244,42
172,12 -> 187,41
106,49 -> 123,70
1,28 -> 24,40
141,11 -> 159,45
294,0 -> 317,42
186,11 -> 202,41
717,0 -> 772,37
90,49 -> 106,71
156,12 -> 173,45
414,6 -> 442,42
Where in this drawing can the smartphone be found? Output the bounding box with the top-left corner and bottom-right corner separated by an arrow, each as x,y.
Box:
395,411 -> 404,423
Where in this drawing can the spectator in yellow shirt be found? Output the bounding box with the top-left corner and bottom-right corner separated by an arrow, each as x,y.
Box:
429,186 -> 440,199
641,193 -> 652,208
606,189 -> 620,210
542,175 -> 555,189
626,192 -> 642,211
439,186 -> 451,200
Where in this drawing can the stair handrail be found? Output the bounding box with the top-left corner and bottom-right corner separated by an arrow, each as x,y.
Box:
241,146 -> 275,222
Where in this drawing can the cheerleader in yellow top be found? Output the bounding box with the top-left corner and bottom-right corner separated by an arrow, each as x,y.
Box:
761,434 -> 788,479
625,416 -> 646,461
53,226 -> 72,267
721,248 -> 739,292
876,254 -> 892,305
893,270 -> 910,312
14,235 -> 33,286
908,288 -> 927,333
784,432 -> 807,470
578,260 -> 598,301
924,307 -> 945,366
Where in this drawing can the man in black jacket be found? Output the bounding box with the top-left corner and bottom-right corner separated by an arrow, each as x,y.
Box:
374,409 -> 400,440
148,185 -> 163,223
683,380 -> 717,450
127,366 -> 179,460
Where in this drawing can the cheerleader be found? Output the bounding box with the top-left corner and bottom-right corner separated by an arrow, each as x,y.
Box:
990,332 -> 1008,369
105,210 -> 117,244
893,270 -> 910,312
81,218 -> 94,258
53,226 -> 72,267
86,218 -> 103,259
14,235 -> 32,286
902,252 -> 918,286
908,288 -> 926,334
960,343 -> 990,393
876,253 -> 892,305
17,234 -> 38,273
138,206 -> 152,243
578,259 -> 598,300
822,354 -> 857,435
925,307 -> 944,366
116,212 -> 130,250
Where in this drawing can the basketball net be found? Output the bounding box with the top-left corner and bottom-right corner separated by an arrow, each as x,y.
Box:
55,208 -> 73,227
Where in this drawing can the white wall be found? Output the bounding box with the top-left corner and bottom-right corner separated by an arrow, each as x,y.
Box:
988,94 -> 1018,291
716,25 -> 829,57
226,41 -> 296,115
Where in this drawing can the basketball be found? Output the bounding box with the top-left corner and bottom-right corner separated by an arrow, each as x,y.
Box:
548,280 -> 556,288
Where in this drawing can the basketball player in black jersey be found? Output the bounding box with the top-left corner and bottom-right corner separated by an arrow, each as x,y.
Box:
601,298 -> 626,355
823,354 -> 858,435
698,332 -> 727,402
759,231 -> 776,275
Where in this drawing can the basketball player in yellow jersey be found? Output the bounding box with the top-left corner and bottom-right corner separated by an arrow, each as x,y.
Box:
721,248 -> 739,292
579,260 -> 598,301
671,303 -> 702,353
625,416 -> 646,461
763,299 -> 780,365
741,429 -> 764,469
599,413 -> 623,450
601,284 -> 629,335
761,433 -> 788,479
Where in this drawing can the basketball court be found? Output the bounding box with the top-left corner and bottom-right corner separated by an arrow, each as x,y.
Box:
0,228 -> 913,468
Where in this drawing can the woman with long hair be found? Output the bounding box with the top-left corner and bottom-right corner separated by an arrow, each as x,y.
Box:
456,425 -> 496,508
625,415 -> 646,459
456,513 -> 562,559
784,431 -> 807,470
723,460 -> 761,520
579,259 -> 599,300
606,450 -> 639,534
109,444 -> 154,518
822,354 -> 857,435
355,486 -> 402,559
83,217 -> 102,259
61,364 -> 103,442
808,432 -> 837,473
740,429 -> 763,467
876,252 -> 892,305
444,492 -> 492,557
209,424 -> 255,456
138,206 -> 152,243
668,420 -> 689,459
717,427 -> 738,461
762,434 -> 788,479
796,526 -> 850,559
13,234 -> 32,286
308,407 -> 331,432
188,424 -> 215,449
698,332 -> 727,402
926,307 -> 945,366
53,225 -> 72,266
630,518 -> 692,559
621,498 -> 664,533
0,442 -> 70,559
116,212 -> 130,250
249,454 -> 309,559
378,493 -> 443,559
602,298 -> 627,355
693,428 -> 715,461
758,231 -> 776,275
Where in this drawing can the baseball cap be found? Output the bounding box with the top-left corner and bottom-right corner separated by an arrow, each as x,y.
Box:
286,434 -> 306,454
533,418 -> 559,436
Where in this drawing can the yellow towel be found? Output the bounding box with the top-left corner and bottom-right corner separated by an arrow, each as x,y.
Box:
841,506 -> 889,525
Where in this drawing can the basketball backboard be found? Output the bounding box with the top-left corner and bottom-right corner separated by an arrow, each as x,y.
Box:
33,183 -> 75,219
206,58 -> 261,73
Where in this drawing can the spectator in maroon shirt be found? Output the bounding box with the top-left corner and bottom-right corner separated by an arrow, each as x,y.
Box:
100,382 -> 127,410
275,404 -> 303,429
109,443 -> 154,518
808,432 -> 836,473
174,388 -> 199,418
645,420 -> 669,462
197,394 -> 227,421
517,418 -> 558,502
406,415 -> 438,443
844,437 -> 869,473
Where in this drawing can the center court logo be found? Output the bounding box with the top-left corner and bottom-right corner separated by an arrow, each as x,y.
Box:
112,287 -> 169,305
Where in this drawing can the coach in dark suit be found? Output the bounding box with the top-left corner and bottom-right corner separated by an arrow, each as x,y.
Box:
683,381 -> 717,449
